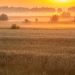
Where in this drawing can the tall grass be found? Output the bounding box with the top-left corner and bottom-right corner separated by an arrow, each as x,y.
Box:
0,52 -> 75,75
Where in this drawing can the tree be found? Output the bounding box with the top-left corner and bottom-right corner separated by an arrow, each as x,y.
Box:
35,18 -> 38,22
0,14 -> 8,21
11,24 -> 20,29
51,15 -> 59,23
57,8 -> 62,13
24,19 -> 30,23
73,17 -> 75,22
61,12 -> 71,18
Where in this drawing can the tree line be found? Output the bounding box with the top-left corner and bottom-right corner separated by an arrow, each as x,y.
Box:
0,13 -> 75,22
0,13 -> 75,29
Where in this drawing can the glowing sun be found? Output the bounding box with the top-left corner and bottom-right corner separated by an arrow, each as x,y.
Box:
55,0 -> 69,3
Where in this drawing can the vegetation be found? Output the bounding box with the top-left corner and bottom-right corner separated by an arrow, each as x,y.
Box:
61,12 -> 71,18
57,8 -> 62,13
11,24 -> 20,29
35,18 -> 38,22
24,19 -> 30,23
51,15 -> 59,23
0,51 -> 75,75
0,32 -> 75,75
0,13 -> 8,21
73,17 -> 75,22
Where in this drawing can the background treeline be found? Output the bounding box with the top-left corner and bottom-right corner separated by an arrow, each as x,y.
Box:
0,6 -> 75,12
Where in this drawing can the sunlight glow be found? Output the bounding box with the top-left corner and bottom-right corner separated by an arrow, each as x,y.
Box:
55,0 -> 70,3
0,0 -> 74,7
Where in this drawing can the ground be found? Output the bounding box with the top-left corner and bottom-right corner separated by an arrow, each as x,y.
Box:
0,29 -> 75,75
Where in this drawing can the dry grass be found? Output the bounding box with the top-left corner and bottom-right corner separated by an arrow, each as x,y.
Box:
0,28 -> 75,75
0,37 -> 75,75
0,52 -> 75,75
0,38 -> 75,54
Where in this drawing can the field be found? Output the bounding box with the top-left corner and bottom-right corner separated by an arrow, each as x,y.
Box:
0,15 -> 75,75
0,29 -> 75,75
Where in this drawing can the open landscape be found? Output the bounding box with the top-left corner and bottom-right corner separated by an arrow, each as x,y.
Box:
0,0 -> 75,74
0,28 -> 75,75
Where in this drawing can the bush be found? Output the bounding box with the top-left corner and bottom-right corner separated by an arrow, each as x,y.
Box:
11,24 -> 20,29
24,19 -> 30,23
0,13 -> 8,21
35,18 -> 38,22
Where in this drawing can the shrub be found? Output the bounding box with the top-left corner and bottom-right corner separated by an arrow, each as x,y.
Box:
35,18 -> 38,22
11,24 -> 20,29
0,13 -> 8,21
24,19 -> 30,23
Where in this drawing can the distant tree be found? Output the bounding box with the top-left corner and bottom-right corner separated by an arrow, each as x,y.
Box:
57,8 -> 63,13
0,14 -> 8,21
24,19 -> 30,23
73,17 -> 75,22
68,7 -> 75,12
51,15 -> 59,23
11,24 -> 20,29
35,18 -> 38,22
61,12 -> 71,18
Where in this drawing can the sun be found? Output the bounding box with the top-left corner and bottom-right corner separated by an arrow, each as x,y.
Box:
60,0 -> 67,2
55,0 -> 69,3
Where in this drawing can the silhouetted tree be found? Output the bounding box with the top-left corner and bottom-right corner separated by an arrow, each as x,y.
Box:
35,18 -> 38,22
24,19 -> 30,23
0,14 -> 8,21
11,24 -> 20,29
51,15 -> 59,23
73,17 -> 75,22
68,7 -> 75,12
61,12 -> 71,18
57,8 -> 62,13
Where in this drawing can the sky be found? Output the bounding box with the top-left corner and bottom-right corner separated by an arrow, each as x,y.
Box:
0,0 -> 75,7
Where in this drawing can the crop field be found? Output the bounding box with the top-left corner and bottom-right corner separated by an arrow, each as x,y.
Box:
0,29 -> 75,75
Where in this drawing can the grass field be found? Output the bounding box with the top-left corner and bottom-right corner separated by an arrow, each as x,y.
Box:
0,29 -> 75,75
0,52 -> 75,75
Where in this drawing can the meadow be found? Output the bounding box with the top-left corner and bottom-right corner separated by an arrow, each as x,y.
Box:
0,14 -> 75,75
0,28 -> 75,75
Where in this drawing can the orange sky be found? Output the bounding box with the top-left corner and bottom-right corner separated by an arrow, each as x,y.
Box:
0,0 -> 75,7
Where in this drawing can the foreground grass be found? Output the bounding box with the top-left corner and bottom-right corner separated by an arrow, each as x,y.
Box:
0,38 -> 75,54
0,38 -> 75,75
0,52 -> 75,75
